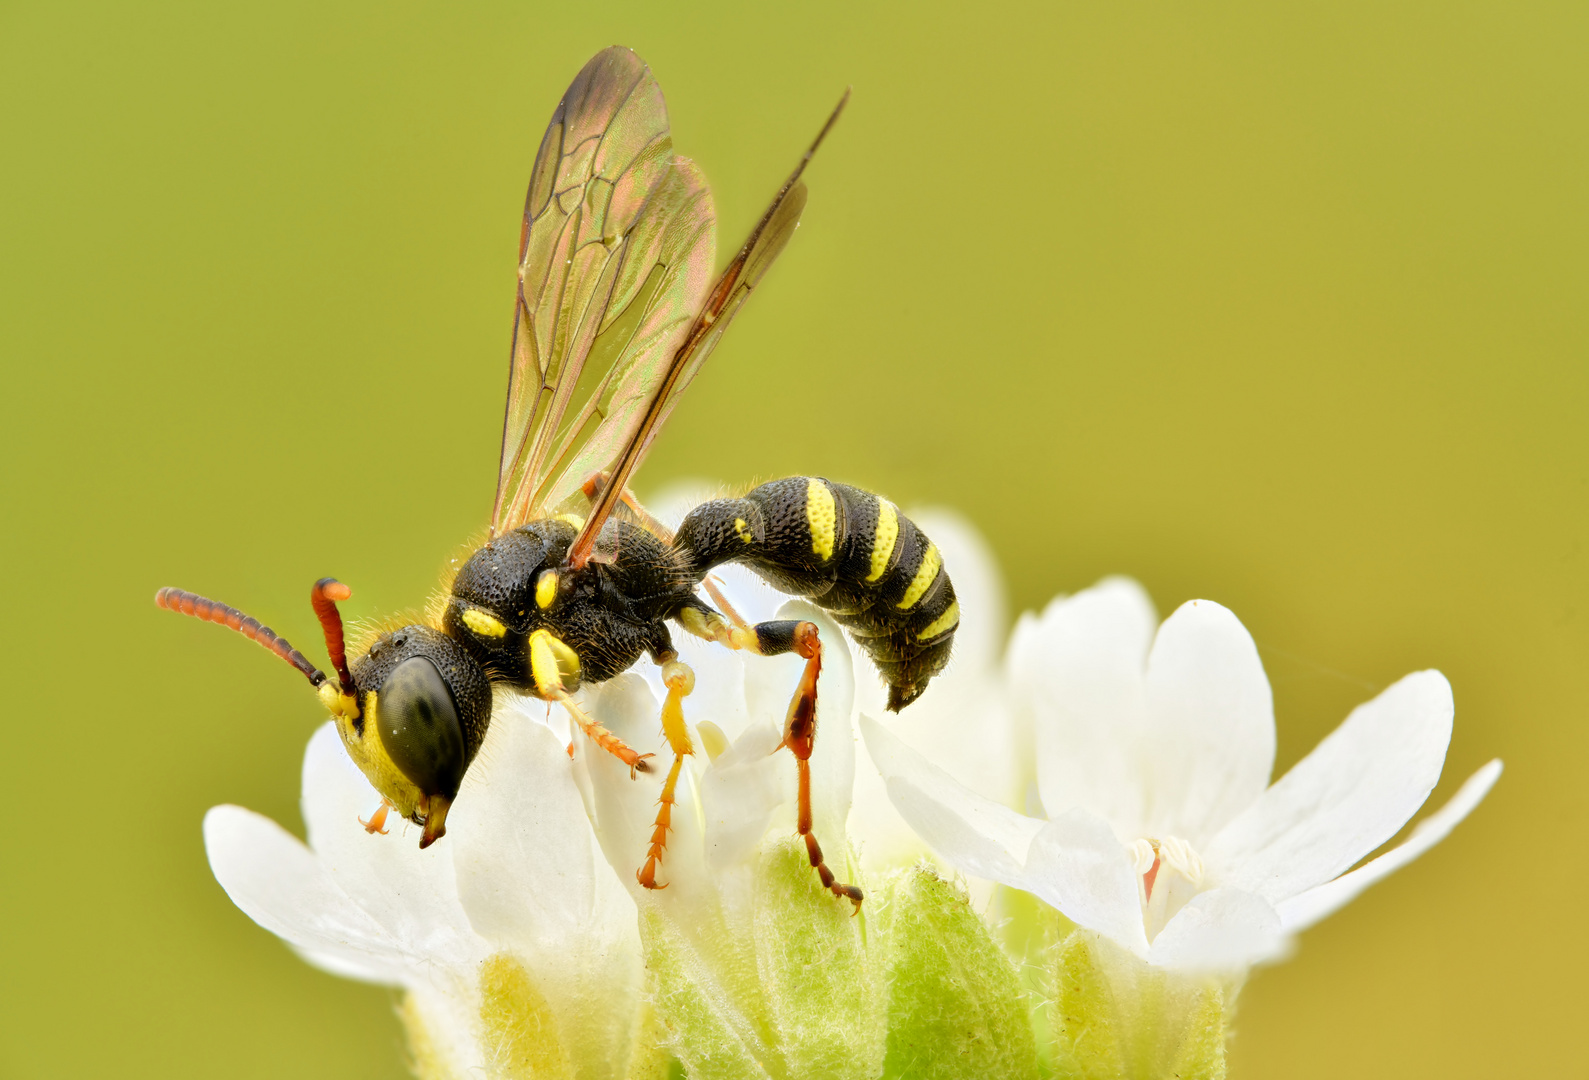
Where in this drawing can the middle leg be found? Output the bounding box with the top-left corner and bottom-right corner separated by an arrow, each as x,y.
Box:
638,656 -> 696,889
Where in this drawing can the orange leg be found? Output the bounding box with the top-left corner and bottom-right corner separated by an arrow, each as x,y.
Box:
561,696 -> 653,776
677,604 -> 863,909
528,627 -> 651,775
639,659 -> 695,889
778,623 -> 863,911
359,799 -> 392,835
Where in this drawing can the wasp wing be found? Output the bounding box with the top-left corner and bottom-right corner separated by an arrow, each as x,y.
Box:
565,91 -> 849,569
492,47 -> 716,535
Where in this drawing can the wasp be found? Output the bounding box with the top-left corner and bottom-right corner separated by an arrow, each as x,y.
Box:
157,47 -> 958,908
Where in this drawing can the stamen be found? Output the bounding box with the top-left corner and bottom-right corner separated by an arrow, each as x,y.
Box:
1132,835 -> 1207,943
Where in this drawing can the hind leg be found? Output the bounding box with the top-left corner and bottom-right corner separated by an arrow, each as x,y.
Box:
677,606 -> 863,910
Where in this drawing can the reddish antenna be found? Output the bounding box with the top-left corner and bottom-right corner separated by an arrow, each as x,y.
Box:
155,578 -> 359,696
309,578 -> 356,695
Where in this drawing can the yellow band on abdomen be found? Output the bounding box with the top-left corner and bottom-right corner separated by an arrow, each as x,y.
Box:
917,600 -> 960,641
867,500 -> 898,582
897,543 -> 941,609
805,478 -> 836,561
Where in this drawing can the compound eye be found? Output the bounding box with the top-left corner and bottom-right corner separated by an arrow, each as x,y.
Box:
376,656 -> 466,799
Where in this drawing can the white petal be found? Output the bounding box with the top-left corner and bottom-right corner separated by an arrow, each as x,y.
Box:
1139,600 -> 1274,845
299,724 -> 485,967
1147,887 -> 1288,972
1013,578 -> 1159,836
850,689 -> 1020,877
450,706 -> 638,954
1204,670 -> 1455,904
698,719 -> 791,871
204,804 -> 412,985
577,675 -> 716,913
860,714 -> 1041,884
454,705 -> 646,1080
851,510 -> 1018,876
1021,810 -> 1152,958
1276,759 -> 1502,931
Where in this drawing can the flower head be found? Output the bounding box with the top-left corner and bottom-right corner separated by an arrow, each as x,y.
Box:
567,558 -> 887,1079
204,709 -> 655,1079
864,576 -> 1502,971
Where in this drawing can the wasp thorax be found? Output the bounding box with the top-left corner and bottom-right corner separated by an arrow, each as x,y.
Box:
333,624 -> 492,847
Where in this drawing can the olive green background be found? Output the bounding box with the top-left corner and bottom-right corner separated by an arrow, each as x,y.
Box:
1,1 -> 1580,1076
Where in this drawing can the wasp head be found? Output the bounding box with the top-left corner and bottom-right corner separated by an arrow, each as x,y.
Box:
330,624 -> 493,846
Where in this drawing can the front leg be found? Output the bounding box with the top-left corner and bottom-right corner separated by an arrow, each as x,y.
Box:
527,628 -> 653,776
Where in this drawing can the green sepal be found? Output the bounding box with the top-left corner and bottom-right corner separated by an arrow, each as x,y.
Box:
874,865 -> 1040,1080
640,838 -> 882,1080
1048,930 -> 1231,1080
477,952 -> 575,1080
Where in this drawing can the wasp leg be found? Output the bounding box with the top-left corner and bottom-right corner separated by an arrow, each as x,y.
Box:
701,575 -> 749,630
560,695 -> 654,777
639,658 -> 696,890
359,798 -> 393,835
528,627 -> 652,776
675,606 -> 862,910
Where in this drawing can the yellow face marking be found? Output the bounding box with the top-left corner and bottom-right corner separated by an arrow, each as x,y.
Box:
917,600 -> 960,641
805,478 -> 836,561
867,500 -> 899,582
528,628 -> 581,697
734,517 -> 753,544
896,543 -> 942,609
535,570 -> 559,609
461,607 -> 508,639
328,689 -> 426,821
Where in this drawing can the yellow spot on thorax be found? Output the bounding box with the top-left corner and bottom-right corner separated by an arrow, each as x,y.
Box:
535,570 -> 558,609
554,513 -> 585,531
867,500 -> 898,582
897,543 -> 941,609
461,607 -> 507,638
805,478 -> 836,561
917,599 -> 960,641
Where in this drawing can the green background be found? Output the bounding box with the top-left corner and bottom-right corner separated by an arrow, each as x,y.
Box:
1,1 -> 1580,1076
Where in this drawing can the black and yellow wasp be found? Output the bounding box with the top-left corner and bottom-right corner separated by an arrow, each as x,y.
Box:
157,47 -> 958,907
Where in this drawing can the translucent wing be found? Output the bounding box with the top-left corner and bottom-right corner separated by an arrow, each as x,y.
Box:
565,92 -> 849,570
492,48 -> 717,535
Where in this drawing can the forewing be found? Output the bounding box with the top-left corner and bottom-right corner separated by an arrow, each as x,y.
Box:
493,48 -> 712,534
565,92 -> 847,569
531,160 -> 715,518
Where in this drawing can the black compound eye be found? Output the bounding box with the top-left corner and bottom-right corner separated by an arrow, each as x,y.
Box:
376,655 -> 466,799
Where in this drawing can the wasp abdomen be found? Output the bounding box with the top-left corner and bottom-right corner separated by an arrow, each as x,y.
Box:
673,477 -> 958,710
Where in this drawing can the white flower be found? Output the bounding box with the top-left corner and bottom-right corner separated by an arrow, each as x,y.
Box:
571,573 -> 861,905
204,708 -> 654,1079
562,566 -> 886,1079
646,484 -> 1021,881
847,508 -> 1021,878
862,576 -> 1502,972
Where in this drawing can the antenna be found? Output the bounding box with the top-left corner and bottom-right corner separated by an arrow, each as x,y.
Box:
155,578 -> 359,695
